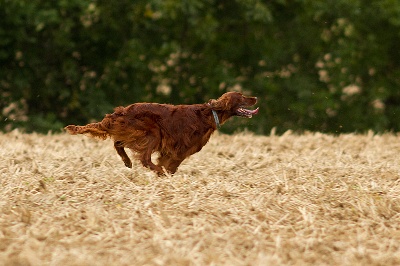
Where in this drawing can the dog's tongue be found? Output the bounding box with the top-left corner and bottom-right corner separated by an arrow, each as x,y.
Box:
237,107 -> 259,118
248,107 -> 259,115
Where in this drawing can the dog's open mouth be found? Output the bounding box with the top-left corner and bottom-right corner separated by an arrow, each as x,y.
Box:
236,107 -> 259,118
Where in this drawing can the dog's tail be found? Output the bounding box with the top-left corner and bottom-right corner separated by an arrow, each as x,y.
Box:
64,122 -> 109,140
65,107 -> 129,140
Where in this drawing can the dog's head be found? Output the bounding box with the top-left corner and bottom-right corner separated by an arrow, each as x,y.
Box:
208,92 -> 259,123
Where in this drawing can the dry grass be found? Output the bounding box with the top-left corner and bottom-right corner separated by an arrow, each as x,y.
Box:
1,130 -> 400,266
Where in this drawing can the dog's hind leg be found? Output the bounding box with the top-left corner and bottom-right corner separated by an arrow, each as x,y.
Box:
114,141 -> 132,168
134,135 -> 164,175
165,159 -> 184,174
138,147 -> 164,175
157,153 -> 184,174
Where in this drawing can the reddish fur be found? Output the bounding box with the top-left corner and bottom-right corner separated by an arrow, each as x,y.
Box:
65,92 -> 257,175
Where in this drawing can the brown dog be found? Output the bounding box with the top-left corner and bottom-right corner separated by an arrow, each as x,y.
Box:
65,92 -> 258,175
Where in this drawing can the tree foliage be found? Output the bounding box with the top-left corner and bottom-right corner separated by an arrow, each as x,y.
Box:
1,0 -> 400,134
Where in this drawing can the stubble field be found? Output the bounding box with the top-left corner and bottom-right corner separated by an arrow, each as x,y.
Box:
1,130 -> 400,265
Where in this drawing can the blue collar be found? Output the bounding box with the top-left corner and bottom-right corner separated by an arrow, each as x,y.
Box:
211,109 -> 220,128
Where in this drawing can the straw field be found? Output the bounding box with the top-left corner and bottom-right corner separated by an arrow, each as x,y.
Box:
1,130 -> 400,265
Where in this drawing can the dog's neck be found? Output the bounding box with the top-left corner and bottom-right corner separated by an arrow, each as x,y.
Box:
211,109 -> 220,128
207,103 -> 220,129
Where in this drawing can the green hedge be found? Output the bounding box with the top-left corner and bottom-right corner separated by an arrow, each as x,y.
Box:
1,0 -> 400,134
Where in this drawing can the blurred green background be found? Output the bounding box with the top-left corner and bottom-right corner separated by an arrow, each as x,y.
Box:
1,0 -> 400,134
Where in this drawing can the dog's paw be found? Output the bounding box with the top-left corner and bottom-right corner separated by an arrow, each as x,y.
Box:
124,160 -> 132,168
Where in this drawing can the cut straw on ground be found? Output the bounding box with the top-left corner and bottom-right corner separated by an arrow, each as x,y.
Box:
1,130 -> 400,265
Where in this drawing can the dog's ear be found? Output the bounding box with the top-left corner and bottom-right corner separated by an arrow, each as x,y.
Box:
208,99 -> 224,110
208,99 -> 217,107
